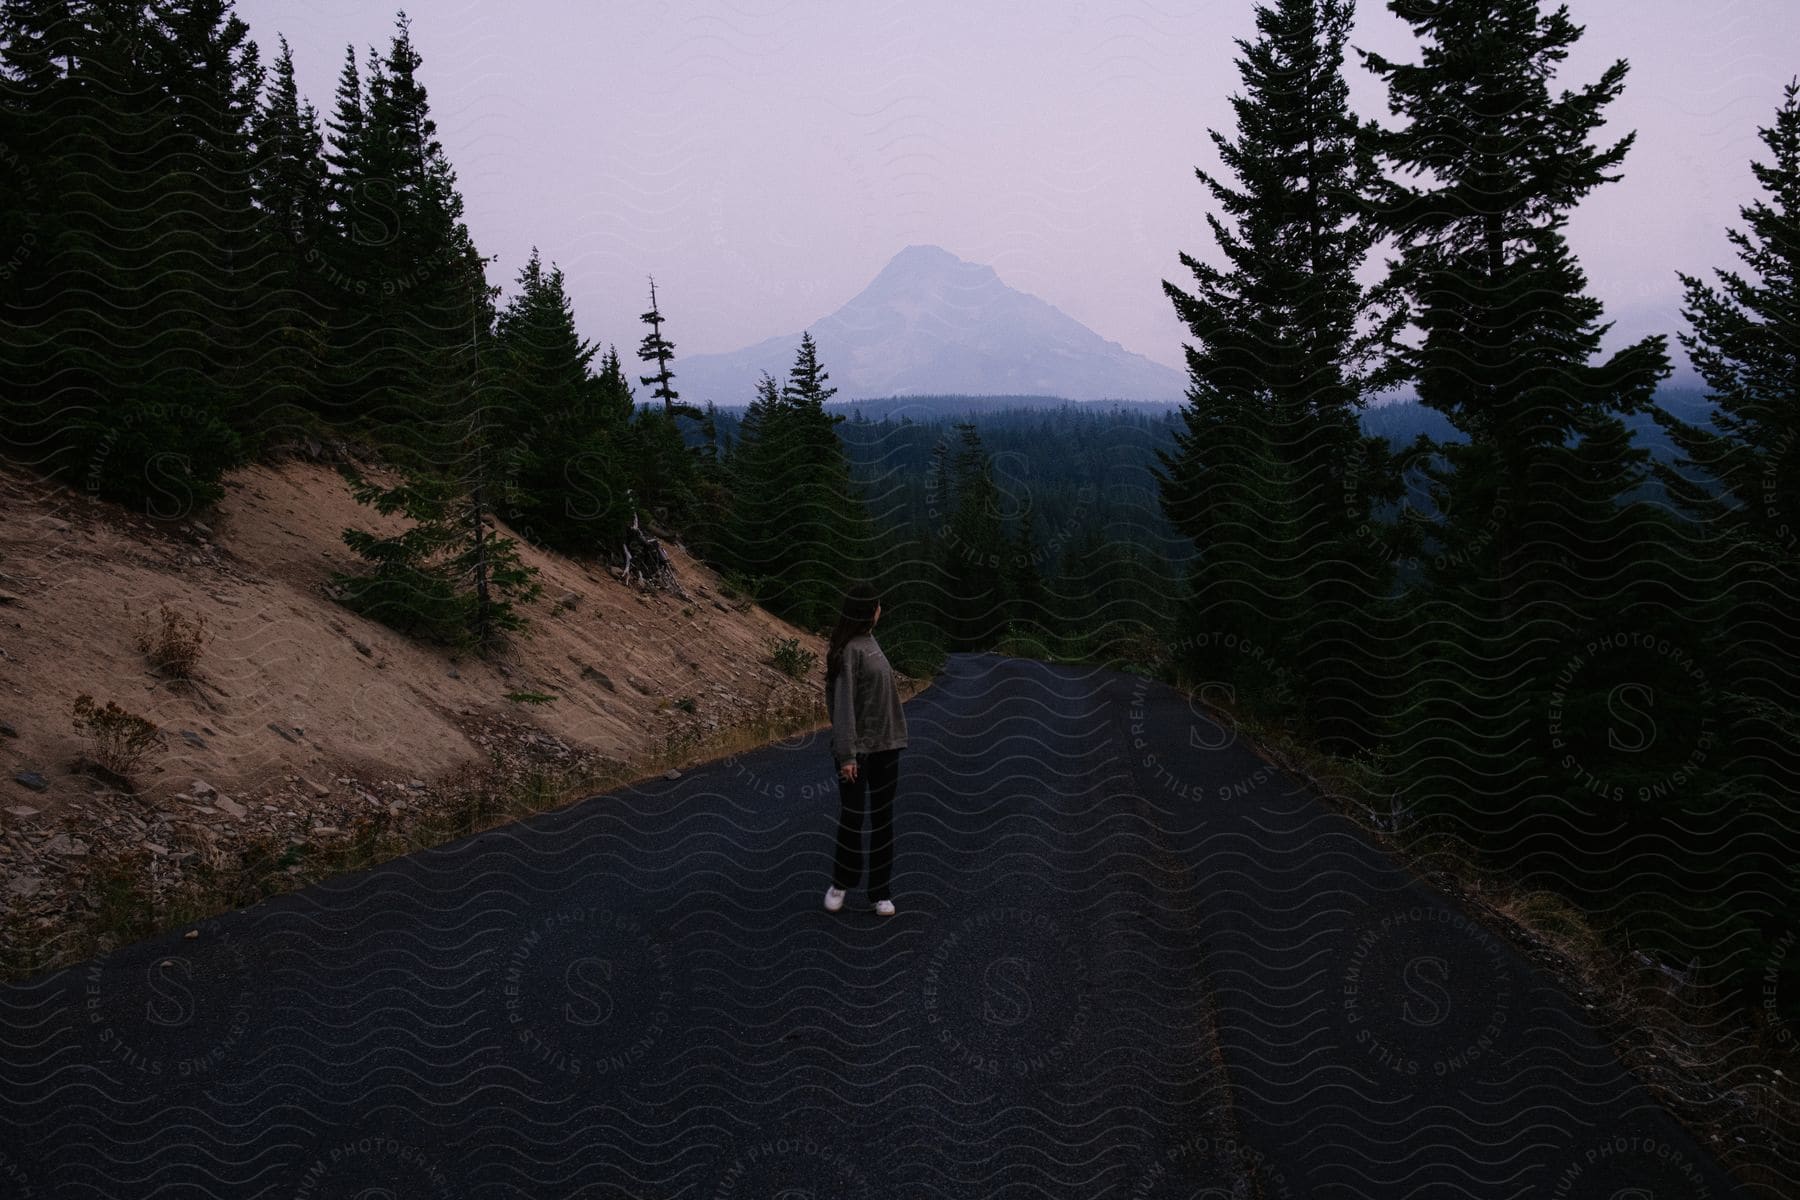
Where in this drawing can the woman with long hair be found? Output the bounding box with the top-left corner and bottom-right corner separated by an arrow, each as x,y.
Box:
822,581 -> 909,916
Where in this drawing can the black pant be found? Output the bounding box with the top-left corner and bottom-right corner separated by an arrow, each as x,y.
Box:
831,747 -> 900,902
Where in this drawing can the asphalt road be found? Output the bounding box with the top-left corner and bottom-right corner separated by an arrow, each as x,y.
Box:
0,652 -> 1751,1198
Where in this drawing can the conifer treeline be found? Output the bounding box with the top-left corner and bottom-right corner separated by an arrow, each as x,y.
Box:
0,4 -> 851,642
1153,0 -> 1799,1026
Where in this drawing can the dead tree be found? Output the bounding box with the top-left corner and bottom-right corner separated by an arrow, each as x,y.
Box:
616,509 -> 691,601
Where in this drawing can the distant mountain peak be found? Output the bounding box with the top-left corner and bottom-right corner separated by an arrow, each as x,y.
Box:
678,248 -> 1186,403
893,242 -> 958,262
864,244 -> 998,289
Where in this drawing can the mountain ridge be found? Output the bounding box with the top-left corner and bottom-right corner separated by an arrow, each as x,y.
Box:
675,245 -> 1188,404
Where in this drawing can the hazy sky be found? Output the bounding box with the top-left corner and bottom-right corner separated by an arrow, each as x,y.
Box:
235,0 -> 1798,388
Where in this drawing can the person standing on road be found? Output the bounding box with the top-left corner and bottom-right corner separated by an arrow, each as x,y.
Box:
823,582 -> 908,916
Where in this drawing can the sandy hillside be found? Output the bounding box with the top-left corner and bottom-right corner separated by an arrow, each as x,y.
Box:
0,453 -> 912,947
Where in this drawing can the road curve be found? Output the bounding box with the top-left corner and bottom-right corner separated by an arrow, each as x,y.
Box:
0,651 -> 1749,1198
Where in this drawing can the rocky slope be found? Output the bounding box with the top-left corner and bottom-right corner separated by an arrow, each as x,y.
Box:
0,453 -> 918,967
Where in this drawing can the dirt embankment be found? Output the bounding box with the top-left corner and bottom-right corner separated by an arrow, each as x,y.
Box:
0,456 -> 908,965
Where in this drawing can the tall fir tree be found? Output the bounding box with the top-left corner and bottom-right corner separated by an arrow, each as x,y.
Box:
1649,80 -> 1800,1013
1155,0 -> 1404,748
1,0 -> 260,511
251,37 -> 328,272
1653,80 -> 1800,557
1361,0 -> 1668,606
720,341 -> 873,630
322,13 -> 483,440
154,0 -> 272,433
1362,0 -> 1678,920
322,43 -> 364,232
781,331 -> 869,629
936,421 -> 1008,650
0,0 -> 78,453
492,249 -> 595,439
783,331 -> 836,407
249,34 -> 333,427
336,241 -> 537,651
720,372 -> 789,582
490,249 -> 633,553
622,275 -> 704,527
637,276 -> 680,416
315,41 -> 373,420
593,345 -> 635,426
1002,496 -> 1049,643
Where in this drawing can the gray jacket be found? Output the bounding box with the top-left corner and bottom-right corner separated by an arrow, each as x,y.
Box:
826,633 -> 909,765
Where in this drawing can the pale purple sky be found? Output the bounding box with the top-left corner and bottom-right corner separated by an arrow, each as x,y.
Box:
237,0 -> 1798,388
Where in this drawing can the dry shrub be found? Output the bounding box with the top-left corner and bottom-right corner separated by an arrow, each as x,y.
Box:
70,694 -> 162,779
769,636 -> 818,679
79,845 -> 159,948
132,601 -> 209,678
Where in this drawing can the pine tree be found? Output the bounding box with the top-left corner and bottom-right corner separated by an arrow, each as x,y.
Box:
720,372 -> 788,581
1653,80 -> 1800,555
251,37 -> 329,268
0,0 -> 77,447
1155,0 -> 1403,745
249,34 -> 333,427
334,469 -> 474,641
593,345 -> 635,426
783,330 -> 838,411
939,421 -> 1008,650
1361,0 -> 1668,607
742,371 -> 783,439
491,249 -> 631,553
721,343 -> 872,631
1648,80 -> 1800,1015
782,332 -> 867,628
1003,497 -> 1049,643
687,398 -> 733,565
150,0 -> 273,444
622,275 -> 707,528
367,13 -> 462,258
1362,0 -> 1674,898
637,276 -> 680,416
2,0 -> 255,511
313,41 -> 375,420
333,465 -> 539,648
336,251 -> 539,650
325,12 -> 483,439
322,44 -> 364,233
492,249 -> 596,437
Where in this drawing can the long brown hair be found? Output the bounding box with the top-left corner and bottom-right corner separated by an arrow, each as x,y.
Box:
825,582 -> 881,690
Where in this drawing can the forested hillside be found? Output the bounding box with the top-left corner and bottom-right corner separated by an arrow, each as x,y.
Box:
691,387 -> 1722,657
1138,0 -> 1800,1068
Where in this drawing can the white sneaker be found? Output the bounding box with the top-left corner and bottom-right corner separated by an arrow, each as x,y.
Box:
824,886 -> 846,913
874,899 -> 896,917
